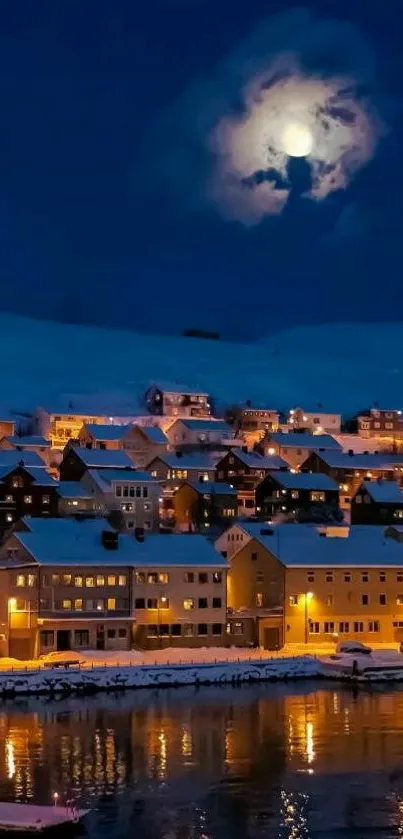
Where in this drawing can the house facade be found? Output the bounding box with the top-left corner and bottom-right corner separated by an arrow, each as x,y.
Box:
358,408 -> 403,441
81,469 -> 160,531
215,448 -> 288,516
255,472 -> 340,520
0,464 -> 58,528
264,432 -> 342,470
78,424 -> 130,450
59,446 -> 136,481
351,481 -> 403,525
302,451 -> 397,511
0,519 -> 228,657
285,407 -> 341,435
145,385 -> 211,418
121,425 -> 168,468
174,481 -> 237,531
165,418 -> 233,449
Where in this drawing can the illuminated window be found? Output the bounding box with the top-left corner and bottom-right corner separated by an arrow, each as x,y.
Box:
289,594 -> 298,606
107,598 -> 116,610
118,575 -> 127,586
86,577 -> 95,587
28,574 -> 35,587
52,574 -> 60,585
291,490 -> 299,499
75,576 -> 83,587
183,598 -> 194,610
135,572 -> 145,584
158,573 -> 168,584
213,572 -> 222,583
16,574 -> 25,587
5,495 -> 13,503
42,495 -> 50,505
96,600 -> 104,611
397,595 -> 403,605
107,575 -> 116,586
147,573 -> 158,584
62,574 -> 71,585
256,592 -> 263,607
311,491 -> 325,502
96,575 -> 105,586
24,495 -> 32,505
62,599 -> 72,610
74,599 -> 83,610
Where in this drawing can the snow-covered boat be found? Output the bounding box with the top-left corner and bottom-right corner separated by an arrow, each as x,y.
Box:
319,649 -> 403,682
0,802 -> 90,833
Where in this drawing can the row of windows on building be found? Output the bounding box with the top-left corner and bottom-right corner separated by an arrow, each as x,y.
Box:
308,620 -> 380,634
14,573 -> 128,587
134,597 -> 223,610
120,502 -> 152,512
43,598 -> 129,611
290,593 -> 403,606
40,627 -> 128,647
135,571 -> 222,584
115,485 -> 149,498
3,489 -> 51,503
302,570 -> 403,583
145,622 -> 224,638
273,490 -> 327,501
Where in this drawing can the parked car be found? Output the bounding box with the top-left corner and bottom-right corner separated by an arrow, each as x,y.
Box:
336,640 -> 372,655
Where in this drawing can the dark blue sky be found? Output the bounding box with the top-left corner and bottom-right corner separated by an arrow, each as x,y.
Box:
0,0 -> 402,339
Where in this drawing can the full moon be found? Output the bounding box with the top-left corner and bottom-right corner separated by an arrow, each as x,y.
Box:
281,122 -> 313,157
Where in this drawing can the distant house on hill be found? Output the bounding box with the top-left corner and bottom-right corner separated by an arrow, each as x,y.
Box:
351,480 -> 403,525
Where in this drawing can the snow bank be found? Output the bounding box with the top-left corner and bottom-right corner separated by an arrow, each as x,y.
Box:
0,655 -> 320,696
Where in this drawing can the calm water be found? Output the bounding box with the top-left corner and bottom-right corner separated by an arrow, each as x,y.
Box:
1,684 -> 403,837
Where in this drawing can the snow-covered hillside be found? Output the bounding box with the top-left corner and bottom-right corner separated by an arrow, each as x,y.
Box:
1,314 -> 401,417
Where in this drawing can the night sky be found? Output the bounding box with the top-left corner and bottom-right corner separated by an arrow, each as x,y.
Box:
0,0 -> 402,339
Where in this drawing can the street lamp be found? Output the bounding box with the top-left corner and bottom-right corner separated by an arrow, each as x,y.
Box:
304,592 -> 313,645
7,598 -> 16,657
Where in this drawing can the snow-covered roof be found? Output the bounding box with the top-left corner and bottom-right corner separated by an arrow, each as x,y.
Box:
136,425 -> 168,444
149,452 -> 219,470
360,481 -> 403,504
0,451 -> 47,469
267,471 -> 339,491
228,448 -> 288,470
148,381 -> 208,396
87,468 -> 155,492
269,432 -> 341,450
57,482 -> 93,499
83,424 -> 130,441
248,523 -> 403,567
311,452 -> 396,470
183,481 -> 237,496
177,419 -> 232,433
68,446 -> 134,469
11,518 -> 227,568
5,436 -> 50,448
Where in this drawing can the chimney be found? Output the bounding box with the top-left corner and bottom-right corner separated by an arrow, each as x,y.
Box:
176,451 -> 183,458
199,475 -> 205,483
348,449 -> 354,457
134,527 -> 145,542
102,530 -> 118,550
242,445 -> 248,454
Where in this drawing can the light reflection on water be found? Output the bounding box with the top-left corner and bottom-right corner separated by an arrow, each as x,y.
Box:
0,684 -> 403,837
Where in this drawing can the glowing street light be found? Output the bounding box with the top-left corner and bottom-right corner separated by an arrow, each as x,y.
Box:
305,592 -> 313,645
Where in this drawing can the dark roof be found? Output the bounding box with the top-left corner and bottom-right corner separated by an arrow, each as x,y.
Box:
269,432 -> 341,450
66,446 -> 134,469
359,480 -> 403,504
265,471 -> 339,491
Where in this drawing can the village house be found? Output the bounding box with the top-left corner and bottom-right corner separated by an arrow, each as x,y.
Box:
301,451 -> 398,511
236,405 -> 280,435
0,518 -> 228,657
121,424 -> 168,467
351,480 -> 403,525
174,481 -> 237,531
263,431 -> 342,470
57,482 -> 102,518
78,423 -> 130,450
215,448 -> 288,516
224,522 -> 403,647
165,418 -> 234,450
284,407 -> 342,435
357,408 -> 403,443
145,384 -> 211,418
146,452 -> 218,525
59,446 -> 136,482
81,469 -> 160,531
0,436 -> 52,466
255,471 -> 340,520
0,462 -> 58,528
34,399 -> 141,451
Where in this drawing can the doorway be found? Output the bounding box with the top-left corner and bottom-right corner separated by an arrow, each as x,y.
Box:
56,630 -> 71,651
96,625 -> 105,651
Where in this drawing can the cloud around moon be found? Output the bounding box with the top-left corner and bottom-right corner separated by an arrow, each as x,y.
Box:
144,8 -> 386,225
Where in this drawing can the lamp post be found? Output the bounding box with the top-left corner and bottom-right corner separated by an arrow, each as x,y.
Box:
7,598 -> 16,657
304,592 -> 313,645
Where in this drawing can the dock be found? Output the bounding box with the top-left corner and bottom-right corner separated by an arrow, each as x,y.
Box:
0,802 -> 90,832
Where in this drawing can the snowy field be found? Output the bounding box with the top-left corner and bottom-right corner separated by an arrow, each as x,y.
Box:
0,313 -> 402,417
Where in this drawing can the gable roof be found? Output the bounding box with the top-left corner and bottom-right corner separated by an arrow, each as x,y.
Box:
66,446 -> 134,469
269,432 -> 341,450
5,436 -> 51,448
181,481 -> 237,496
83,424 -> 131,441
10,518 -> 227,568
148,452 -> 219,470
227,448 -> 288,470
266,471 -> 339,491
359,480 -> 403,504
176,419 -> 232,433
57,482 -> 94,499
308,452 -> 397,470
0,451 -> 47,469
135,425 -> 168,444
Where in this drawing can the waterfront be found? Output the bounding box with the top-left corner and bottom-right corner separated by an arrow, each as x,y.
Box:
1,685 -> 403,837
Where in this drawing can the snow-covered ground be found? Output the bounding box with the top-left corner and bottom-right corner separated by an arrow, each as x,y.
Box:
1,313 -> 402,417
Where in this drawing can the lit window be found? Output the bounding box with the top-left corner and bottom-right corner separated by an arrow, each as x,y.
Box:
62,599 -> 72,610
213,572 -> 222,583
24,495 -> 32,505
42,495 -> 50,505
310,491 -> 325,502
28,574 -> 35,587
135,572 -> 145,584
16,574 -> 25,587
158,573 -> 168,584
96,600 -> 104,611
52,574 -> 60,585
74,599 -> 83,610
289,595 -> 298,606
118,575 -> 127,586
62,574 -> 71,585
397,595 -> 403,606
86,577 -> 95,588
107,598 -> 116,610
291,490 -> 299,499
183,598 -> 194,610
75,576 -> 83,587
107,575 -> 116,586
96,575 -> 105,586
256,592 -> 263,607
5,514 -> 13,523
